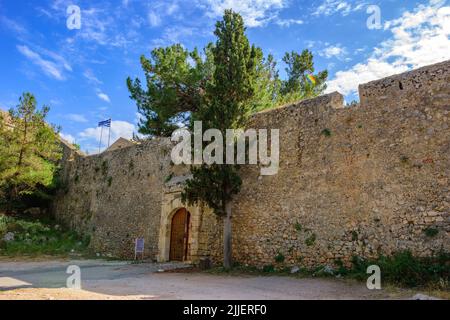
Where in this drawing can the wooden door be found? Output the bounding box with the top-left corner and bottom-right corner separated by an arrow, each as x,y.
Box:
170,208 -> 190,261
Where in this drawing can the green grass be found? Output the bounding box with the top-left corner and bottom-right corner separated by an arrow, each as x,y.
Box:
0,215 -> 90,257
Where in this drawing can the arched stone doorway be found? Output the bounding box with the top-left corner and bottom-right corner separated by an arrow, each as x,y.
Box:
169,208 -> 190,261
158,179 -> 215,264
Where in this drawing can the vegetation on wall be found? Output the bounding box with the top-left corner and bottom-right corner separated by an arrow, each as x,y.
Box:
0,93 -> 62,213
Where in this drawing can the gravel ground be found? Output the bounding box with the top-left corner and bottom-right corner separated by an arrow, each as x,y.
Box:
0,258 -> 430,300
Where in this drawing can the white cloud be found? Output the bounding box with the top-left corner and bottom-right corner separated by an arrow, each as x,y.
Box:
319,44 -> 347,59
17,45 -> 71,81
78,120 -> 136,153
0,15 -> 28,36
97,91 -> 111,103
198,0 -> 288,27
153,26 -> 196,46
60,133 -> 76,144
166,3 -> 180,15
275,18 -> 304,27
65,114 -> 88,123
148,11 -> 162,27
313,0 -> 366,17
83,69 -> 102,85
326,2 -> 450,96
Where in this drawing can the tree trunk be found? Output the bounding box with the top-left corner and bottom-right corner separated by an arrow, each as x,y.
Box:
223,200 -> 232,269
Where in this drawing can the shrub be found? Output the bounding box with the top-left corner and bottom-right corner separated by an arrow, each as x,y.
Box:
0,215 -> 89,256
262,265 -> 275,273
274,253 -> 285,263
350,251 -> 450,288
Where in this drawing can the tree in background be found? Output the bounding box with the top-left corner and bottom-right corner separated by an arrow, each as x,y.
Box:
181,10 -> 259,268
127,44 -> 215,137
127,22 -> 327,138
0,93 -> 62,213
280,50 -> 328,104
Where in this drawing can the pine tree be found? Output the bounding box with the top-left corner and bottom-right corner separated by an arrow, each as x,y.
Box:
280,50 -> 328,104
127,44 -> 215,137
0,93 -> 62,212
182,10 -> 259,268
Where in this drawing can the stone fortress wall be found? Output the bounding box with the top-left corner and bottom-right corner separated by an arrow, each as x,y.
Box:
53,60 -> 449,267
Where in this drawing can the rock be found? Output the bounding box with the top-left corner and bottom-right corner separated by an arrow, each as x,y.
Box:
290,266 -> 300,274
411,294 -> 440,300
323,265 -> 335,275
3,232 -> 14,242
23,208 -> 41,216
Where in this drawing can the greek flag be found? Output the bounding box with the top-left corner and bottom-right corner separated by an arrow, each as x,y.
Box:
98,119 -> 111,128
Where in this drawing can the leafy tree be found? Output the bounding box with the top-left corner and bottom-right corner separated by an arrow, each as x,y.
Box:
251,53 -> 282,112
182,10 -> 260,269
128,24 -> 327,139
0,93 -> 62,212
279,50 -> 328,104
127,44 -> 214,137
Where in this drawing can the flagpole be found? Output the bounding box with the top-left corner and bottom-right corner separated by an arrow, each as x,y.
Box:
98,126 -> 103,154
108,118 -> 111,148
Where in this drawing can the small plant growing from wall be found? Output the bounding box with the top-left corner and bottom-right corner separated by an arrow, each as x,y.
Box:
275,252 -> 285,263
294,222 -> 303,232
305,233 -> 316,246
321,128 -> 332,137
164,173 -> 174,183
423,227 -> 439,238
107,177 -> 113,187
351,231 -> 358,241
101,160 -> 109,176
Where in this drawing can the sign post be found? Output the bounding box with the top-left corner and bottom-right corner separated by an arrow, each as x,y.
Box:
134,238 -> 145,261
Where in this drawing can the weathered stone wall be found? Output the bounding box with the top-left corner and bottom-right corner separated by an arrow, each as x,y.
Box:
53,138 -> 173,259
207,61 -> 449,268
53,60 -> 449,266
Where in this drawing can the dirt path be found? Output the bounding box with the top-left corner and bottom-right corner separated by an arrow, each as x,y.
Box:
0,259 -> 426,300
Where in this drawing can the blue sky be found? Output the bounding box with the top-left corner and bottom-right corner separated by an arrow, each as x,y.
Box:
0,0 -> 449,153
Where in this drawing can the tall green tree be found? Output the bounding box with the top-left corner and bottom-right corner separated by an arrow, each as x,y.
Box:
0,93 -> 62,212
127,44 -> 215,137
182,10 -> 260,268
279,50 -> 328,104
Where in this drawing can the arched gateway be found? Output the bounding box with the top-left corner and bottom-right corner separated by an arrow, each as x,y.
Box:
169,208 -> 190,261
